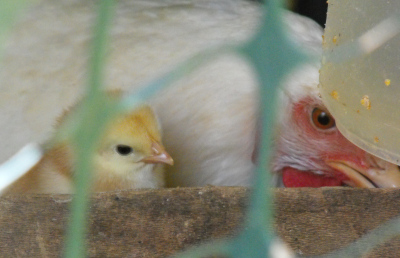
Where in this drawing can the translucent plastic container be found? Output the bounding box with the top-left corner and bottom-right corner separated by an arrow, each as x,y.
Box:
320,0 -> 400,164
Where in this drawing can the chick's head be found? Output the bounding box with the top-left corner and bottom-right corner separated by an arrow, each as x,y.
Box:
93,105 -> 173,180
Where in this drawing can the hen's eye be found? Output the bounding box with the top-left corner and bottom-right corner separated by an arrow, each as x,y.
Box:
115,145 -> 133,156
312,108 -> 335,130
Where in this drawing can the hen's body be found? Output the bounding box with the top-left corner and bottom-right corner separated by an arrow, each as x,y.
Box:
2,0 -> 399,188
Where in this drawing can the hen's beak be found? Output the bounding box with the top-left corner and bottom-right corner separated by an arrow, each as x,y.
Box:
141,142 -> 174,166
326,158 -> 400,188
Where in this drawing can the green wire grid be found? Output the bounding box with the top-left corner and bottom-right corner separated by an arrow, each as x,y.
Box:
60,0 -> 308,257
2,0 -> 400,257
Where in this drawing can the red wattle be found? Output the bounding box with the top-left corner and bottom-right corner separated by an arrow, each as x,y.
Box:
282,167 -> 343,187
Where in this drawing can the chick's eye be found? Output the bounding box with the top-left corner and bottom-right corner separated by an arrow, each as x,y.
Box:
312,108 -> 335,130
115,145 -> 133,156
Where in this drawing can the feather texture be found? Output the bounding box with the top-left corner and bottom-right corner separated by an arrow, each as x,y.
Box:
5,93 -> 173,193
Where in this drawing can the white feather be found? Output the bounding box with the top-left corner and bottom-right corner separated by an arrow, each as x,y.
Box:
0,0 -> 324,187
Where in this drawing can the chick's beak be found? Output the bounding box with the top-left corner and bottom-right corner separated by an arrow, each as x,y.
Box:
326,157 -> 400,188
140,141 -> 174,166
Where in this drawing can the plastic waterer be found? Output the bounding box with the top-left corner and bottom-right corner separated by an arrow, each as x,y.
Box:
320,0 -> 400,164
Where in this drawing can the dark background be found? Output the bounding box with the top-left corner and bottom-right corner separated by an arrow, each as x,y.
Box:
292,0 -> 327,27
253,0 -> 328,27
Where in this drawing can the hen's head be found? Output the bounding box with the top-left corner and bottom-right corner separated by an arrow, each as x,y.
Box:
270,65 -> 400,188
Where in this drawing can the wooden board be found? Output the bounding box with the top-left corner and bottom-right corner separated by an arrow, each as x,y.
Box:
1,187 -> 400,257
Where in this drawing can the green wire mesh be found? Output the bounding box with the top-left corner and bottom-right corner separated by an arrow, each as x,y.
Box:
0,0 -> 35,57
2,0 -> 400,257
58,0 -> 308,256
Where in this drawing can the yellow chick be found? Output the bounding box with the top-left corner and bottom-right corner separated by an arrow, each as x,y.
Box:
4,93 -> 173,194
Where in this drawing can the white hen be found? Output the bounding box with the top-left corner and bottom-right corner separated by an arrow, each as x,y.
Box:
2,0 -> 400,188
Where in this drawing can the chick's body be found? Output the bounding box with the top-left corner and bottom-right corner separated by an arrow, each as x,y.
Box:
5,100 -> 173,194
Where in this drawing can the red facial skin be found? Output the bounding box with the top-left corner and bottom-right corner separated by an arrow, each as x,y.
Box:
282,167 -> 342,187
282,97 -> 371,187
254,96 -> 372,188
